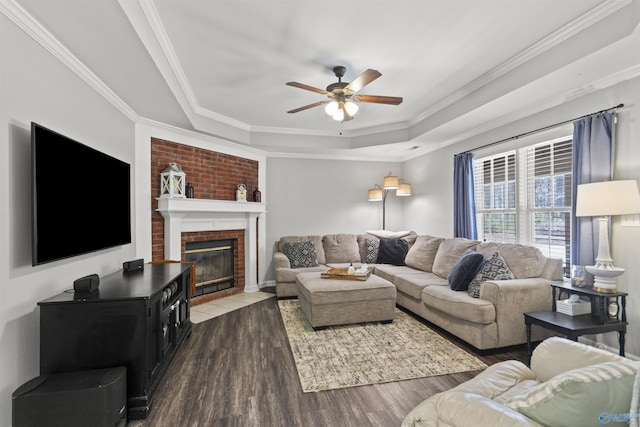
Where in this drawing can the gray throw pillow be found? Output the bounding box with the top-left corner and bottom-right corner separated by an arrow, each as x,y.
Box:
282,240 -> 319,268
448,250 -> 485,291
468,252 -> 514,298
376,238 -> 408,265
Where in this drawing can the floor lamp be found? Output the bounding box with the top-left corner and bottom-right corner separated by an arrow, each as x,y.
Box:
575,180 -> 640,293
368,173 -> 411,230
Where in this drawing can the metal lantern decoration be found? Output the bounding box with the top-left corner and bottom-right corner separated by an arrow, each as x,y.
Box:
159,162 -> 186,198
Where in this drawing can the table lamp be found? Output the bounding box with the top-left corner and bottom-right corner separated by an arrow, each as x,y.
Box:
575,180 -> 640,293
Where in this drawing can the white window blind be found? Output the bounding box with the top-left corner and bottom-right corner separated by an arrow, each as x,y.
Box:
474,139 -> 572,276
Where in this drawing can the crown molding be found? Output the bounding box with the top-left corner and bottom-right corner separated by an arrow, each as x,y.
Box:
1,0 -> 139,122
411,63 -> 640,157
411,0 -> 632,126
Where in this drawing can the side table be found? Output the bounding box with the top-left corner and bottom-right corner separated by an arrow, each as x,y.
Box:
524,282 -> 627,356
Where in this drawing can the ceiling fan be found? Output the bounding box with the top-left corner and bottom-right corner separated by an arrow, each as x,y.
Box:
286,66 -> 403,122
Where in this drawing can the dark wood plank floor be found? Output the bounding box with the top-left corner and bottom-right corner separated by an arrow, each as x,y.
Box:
130,291 -> 528,427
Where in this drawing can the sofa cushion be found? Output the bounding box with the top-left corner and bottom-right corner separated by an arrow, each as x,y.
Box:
476,242 -> 547,279
322,234 -> 361,264
404,235 -> 443,272
468,252 -> 514,298
395,272 -> 448,300
448,250 -> 485,291
376,238 -> 408,265
282,241 -> 320,268
432,238 -> 480,279
506,360 -> 639,427
422,285 -> 496,324
373,265 -> 423,283
278,235 -> 326,264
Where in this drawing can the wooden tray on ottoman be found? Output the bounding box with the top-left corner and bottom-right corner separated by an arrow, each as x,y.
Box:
321,268 -> 372,281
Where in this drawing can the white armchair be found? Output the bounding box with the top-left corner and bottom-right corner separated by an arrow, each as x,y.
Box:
402,337 -> 638,427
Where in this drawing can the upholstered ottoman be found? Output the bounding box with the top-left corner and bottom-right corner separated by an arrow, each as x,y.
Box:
295,272 -> 397,329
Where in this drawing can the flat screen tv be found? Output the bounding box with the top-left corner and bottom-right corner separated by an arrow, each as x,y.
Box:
32,122 -> 131,265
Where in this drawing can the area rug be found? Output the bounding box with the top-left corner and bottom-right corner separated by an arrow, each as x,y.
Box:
278,299 -> 488,392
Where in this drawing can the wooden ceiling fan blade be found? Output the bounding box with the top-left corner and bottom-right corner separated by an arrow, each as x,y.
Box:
287,101 -> 328,114
344,69 -> 381,94
352,94 -> 403,105
286,81 -> 328,95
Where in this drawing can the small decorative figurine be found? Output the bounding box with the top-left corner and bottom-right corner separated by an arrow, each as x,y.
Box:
236,184 -> 247,202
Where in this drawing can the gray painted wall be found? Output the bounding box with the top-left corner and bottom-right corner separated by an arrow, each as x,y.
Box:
1,15 -> 136,425
264,158 -> 407,280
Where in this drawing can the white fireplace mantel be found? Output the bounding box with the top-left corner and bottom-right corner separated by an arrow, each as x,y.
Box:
156,198 -> 267,293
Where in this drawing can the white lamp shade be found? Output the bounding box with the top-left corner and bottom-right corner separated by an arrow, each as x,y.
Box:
576,180 -> 640,217
396,182 -> 412,196
368,188 -> 383,201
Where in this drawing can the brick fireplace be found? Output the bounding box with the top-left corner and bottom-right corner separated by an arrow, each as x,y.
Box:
151,138 -> 264,305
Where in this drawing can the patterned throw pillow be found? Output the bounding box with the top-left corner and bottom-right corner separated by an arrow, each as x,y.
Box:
467,252 -> 513,298
364,238 -> 380,263
282,240 -> 319,268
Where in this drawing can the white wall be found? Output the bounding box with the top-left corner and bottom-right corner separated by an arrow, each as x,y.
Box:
264,157 -> 407,281
403,76 -> 640,358
0,15 -> 136,424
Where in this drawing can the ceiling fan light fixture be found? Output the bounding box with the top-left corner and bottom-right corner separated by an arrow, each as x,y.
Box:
325,101 -> 339,116
344,101 -> 359,116
332,109 -> 345,122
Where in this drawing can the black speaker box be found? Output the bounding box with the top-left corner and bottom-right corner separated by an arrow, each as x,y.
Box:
123,258 -> 144,272
12,367 -> 127,427
73,274 -> 99,293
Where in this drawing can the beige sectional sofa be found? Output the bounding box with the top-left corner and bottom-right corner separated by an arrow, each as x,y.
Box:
273,232 -> 563,351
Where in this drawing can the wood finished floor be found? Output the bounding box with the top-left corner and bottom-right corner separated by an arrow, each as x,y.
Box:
130,291 -> 528,427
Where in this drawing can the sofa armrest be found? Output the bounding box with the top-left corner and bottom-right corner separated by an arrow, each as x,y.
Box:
531,336 -> 627,382
436,392 -> 543,427
402,391 -> 543,427
274,252 -> 291,269
479,278 -> 553,346
447,360 -> 535,398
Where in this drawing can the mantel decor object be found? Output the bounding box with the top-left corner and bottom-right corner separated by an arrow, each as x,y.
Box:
236,184 -> 247,202
253,187 -> 262,202
159,162 -> 186,199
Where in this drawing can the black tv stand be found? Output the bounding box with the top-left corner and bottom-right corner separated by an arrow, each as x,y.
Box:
38,263 -> 192,420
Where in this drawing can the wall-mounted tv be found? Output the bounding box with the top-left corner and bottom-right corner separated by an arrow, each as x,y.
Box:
32,122 -> 131,265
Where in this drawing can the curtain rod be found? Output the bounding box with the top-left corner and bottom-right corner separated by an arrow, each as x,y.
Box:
458,103 -> 624,156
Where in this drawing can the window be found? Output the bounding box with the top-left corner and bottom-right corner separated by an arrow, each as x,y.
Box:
474,139 -> 572,276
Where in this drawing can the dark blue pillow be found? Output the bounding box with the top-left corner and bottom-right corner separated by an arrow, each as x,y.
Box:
448,250 -> 485,291
375,238 -> 408,265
